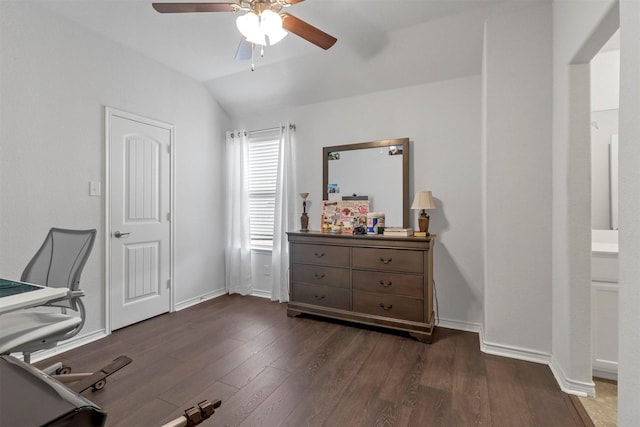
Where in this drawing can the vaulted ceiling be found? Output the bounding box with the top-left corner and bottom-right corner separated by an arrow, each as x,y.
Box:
38,0 -> 505,117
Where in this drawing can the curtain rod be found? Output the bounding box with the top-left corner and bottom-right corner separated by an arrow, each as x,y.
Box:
248,123 -> 296,136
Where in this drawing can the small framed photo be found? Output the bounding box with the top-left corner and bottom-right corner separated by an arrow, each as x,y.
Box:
388,145 -> 403,156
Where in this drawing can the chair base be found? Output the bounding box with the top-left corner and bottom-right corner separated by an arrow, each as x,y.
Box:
52,355 -> 132,393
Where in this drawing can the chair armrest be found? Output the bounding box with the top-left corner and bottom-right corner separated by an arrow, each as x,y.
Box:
44,289 -> 84,307
68,290 -> 85,298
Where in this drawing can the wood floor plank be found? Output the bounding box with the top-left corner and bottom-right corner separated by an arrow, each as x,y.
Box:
323,332 -> 401,425
450,328 -> 491,426
219,319 -> 314,389
517,359 -> 585,426
242,324 -> 370,426
158,326 -> 285,406
485,355 -> 535,427
280,328 -> 381,426
34,295 -> 590,427
110,398 -> 178,427
237,374 -> 309,427
213,366 -> 291,427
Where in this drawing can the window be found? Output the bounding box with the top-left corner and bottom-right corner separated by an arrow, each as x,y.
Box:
247,132 -> 280,250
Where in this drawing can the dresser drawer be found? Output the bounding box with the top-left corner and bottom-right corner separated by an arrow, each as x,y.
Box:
352,248 -> 423,273
291,243 -> 350,267
291,283 -> 350,310
292,264 -> 349,289
353,291 -> 423,322
352,270 -> 423,298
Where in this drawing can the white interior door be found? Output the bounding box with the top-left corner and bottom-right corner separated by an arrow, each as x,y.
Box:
107,108 -> 173,330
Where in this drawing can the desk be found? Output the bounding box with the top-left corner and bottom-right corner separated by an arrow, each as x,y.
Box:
0,278 -> 68,314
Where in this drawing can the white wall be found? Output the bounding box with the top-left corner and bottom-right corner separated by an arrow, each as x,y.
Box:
552,0 -> 618,396
0,2 -> 229,336
235,75 -> 484,330
482,4 -> 553,356
591,50 -> 621,112
618,2 -> 640,423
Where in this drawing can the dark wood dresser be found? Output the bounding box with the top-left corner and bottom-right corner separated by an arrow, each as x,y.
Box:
287,231 -> 435,343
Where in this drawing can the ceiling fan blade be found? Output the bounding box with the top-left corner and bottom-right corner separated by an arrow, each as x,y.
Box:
281,13 -> 337,50
152,3 -> 238,13
235,38 -> 252,61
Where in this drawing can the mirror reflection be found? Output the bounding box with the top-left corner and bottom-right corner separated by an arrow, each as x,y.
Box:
323,138 -> 410,228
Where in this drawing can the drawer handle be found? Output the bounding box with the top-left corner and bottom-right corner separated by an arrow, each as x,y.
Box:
314,273 -> 326,279
379,303 -> 393,311
378,280 -> 393,288
314,294 -> 326,300
379,257 -> 393,264
314,252 -> 326,258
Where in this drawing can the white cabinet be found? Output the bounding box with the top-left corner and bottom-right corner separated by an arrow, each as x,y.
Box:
591,241 -> 618,379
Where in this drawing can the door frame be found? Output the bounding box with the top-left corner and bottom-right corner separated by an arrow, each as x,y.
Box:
104,106 -> 175,335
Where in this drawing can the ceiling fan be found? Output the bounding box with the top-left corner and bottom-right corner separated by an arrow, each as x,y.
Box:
152,1 -> 337,59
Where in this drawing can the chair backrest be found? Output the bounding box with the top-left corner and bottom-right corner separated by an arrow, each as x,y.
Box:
20,228 -> 96,309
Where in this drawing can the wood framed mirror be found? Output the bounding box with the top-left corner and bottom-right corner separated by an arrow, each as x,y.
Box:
323,137 -> 410,228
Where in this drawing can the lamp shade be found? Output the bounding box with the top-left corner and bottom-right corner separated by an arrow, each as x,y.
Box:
411,191 -> 436,210
236,12 -> 259,38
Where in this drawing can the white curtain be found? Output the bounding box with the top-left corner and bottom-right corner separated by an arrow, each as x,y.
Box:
224,130 -> 253,295
271,123 -> 298,302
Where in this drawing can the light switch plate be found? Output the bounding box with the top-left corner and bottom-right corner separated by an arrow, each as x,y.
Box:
89,181 -> 101,197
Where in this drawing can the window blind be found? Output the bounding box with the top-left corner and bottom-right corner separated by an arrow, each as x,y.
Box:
247,136 -> 279,249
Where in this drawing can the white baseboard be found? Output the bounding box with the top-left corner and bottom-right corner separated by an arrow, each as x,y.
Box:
550,356 -> 596,397
593,359 -> 618,375
250,289 -> 273,299
593,358 -> 618,381
478,329 -> 597,397
437,317 -> 481,333
479,327 -> 551,365
593,369 -> 618,381
174,288 -> 227,311
28,329 -> 108,364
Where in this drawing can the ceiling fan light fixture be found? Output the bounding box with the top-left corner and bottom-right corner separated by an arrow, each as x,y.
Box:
260,10 -> 281,33
267,26 -> 288,45
261,9 -> 287,45
236,11 -> 259,39
247,31 -> 267,46
235,8 -> 288,47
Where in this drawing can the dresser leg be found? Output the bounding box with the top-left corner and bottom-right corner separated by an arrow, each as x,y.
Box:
409,331 -> 433,344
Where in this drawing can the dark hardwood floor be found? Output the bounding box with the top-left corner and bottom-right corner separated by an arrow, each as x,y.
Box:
37,294 -> 588,427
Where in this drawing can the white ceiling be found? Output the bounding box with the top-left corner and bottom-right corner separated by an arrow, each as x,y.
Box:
37,0 -> 503,117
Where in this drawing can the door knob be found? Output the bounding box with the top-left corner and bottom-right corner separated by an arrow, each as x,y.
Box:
114,231 -> 130,238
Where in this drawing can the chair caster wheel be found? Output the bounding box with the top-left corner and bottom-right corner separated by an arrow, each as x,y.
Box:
92,379 -> 106,390
56,365 -> 72,375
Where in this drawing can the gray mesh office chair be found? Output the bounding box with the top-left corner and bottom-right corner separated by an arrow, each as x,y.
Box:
0,228 -> 96,367
0,227 -> 131,394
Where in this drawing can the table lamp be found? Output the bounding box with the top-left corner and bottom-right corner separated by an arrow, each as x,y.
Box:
300,193 -> 309,232
410,191 -> 436,235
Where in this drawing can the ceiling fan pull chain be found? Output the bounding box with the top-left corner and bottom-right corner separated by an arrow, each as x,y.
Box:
251,42 -> 255,72
260,45 -> 265,58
